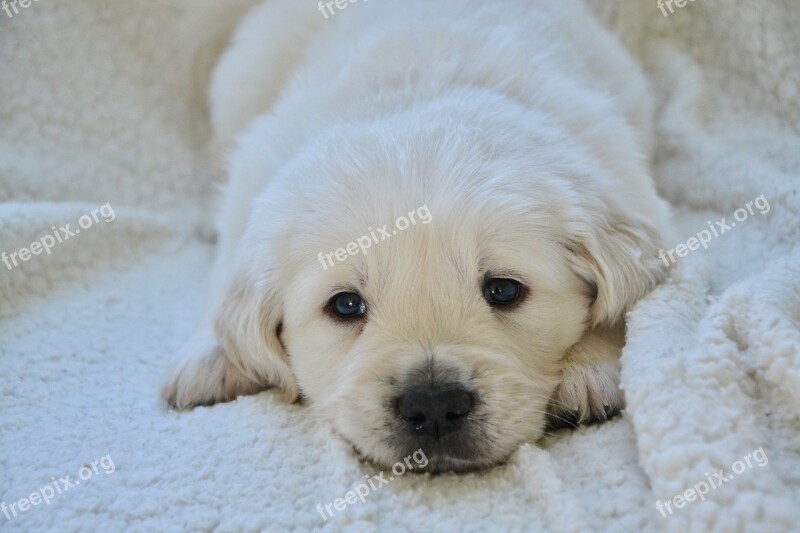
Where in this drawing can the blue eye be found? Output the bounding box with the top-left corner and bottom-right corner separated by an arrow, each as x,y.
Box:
484,278 -> 522,306
331,292 -> 367,318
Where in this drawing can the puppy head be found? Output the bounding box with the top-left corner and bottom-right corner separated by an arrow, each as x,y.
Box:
217,102 -> 665,472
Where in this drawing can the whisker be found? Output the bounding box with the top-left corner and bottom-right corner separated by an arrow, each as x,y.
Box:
526,408 -> 580,428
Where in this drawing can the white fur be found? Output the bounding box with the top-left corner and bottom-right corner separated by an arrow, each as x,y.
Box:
162,0 -> 672,471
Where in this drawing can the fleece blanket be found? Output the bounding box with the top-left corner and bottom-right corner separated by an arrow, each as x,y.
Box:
1,0 -> 798,531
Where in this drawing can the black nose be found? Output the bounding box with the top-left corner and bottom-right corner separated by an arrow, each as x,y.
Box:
396,388 -> 474,439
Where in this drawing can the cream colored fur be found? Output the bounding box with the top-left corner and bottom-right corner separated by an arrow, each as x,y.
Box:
161,0 -> 671,471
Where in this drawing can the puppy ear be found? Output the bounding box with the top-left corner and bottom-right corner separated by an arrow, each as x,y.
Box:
566,203 -> 667,327
213,273 -> 299,403
160,326 -> 267,410
161,271 -> 298,410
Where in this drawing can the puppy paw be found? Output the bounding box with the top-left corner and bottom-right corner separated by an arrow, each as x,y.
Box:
160,329 -> 263,410
547,360 -> 624,429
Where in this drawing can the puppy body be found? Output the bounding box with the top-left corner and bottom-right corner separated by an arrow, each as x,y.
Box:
164,0 -> 671,472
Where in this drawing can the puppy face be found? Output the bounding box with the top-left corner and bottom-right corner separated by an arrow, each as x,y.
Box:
288,211 -> 590,471
218,103 -> 664,472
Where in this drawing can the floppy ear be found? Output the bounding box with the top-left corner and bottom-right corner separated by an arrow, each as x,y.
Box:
566,202 -> 667,328
213,273 -> 299,402
161,270 -> 298,410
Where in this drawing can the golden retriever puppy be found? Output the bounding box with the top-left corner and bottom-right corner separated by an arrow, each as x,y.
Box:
162,0 -> 671,473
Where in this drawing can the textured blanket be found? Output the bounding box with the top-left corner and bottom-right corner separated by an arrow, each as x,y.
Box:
1,0 -> 798,531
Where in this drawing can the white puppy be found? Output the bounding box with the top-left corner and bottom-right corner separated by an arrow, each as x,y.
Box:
162,0 -> 671,473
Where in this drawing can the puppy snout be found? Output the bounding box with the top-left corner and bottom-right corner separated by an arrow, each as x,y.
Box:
396,387 -> 474,439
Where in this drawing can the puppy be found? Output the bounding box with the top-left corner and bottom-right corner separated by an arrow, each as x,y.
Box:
162,0 -> 671,473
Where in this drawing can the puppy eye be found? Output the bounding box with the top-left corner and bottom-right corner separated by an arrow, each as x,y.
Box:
483,278 -> 522,306
330,292 -> 367,319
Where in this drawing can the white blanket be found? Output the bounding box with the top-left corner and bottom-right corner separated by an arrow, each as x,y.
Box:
1,0 -> 798,530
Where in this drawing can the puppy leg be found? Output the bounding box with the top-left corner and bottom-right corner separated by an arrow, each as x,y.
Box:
160,326 -> 263,410
548,325 -> 625,428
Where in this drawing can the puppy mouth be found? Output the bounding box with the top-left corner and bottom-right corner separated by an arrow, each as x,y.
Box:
382,406 -> 512,474
349,439 -> 507,475
336,396 -> 512,474
413,449 -> 507,474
